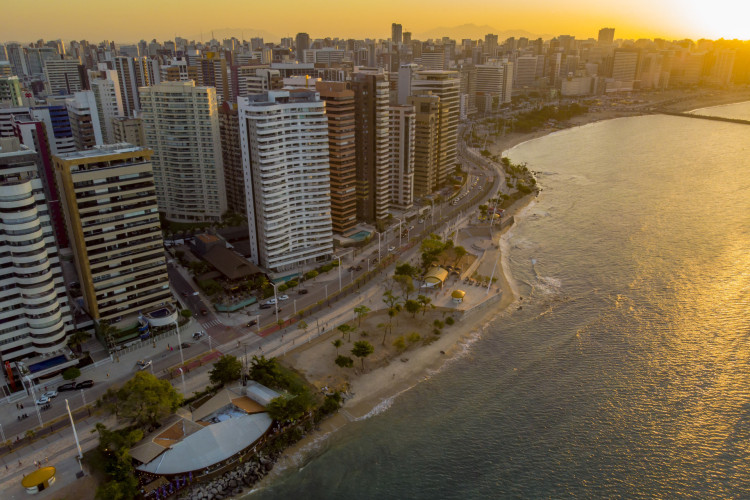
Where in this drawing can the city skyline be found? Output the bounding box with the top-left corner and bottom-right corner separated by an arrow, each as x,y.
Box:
3,0 -> 747,43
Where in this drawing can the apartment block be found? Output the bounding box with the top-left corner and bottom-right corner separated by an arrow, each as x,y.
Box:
409,93 -> 440,196
388,105 -> 415,210
53,145 -> 172,322
139,81 -> 226,222
111,117 -> 145,147
239,90 -> 333,272
316,81 -> 357,234
0,137 -> 74,363
43,58 -> 84,96
218,102 -> 245,214
66,91 -> 104,150
0,76 -> 23,107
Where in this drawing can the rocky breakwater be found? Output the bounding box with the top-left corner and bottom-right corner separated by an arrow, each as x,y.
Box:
179,451 -> 280,500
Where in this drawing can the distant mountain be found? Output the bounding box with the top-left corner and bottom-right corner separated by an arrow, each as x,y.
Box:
415,24 -> 551,41
183,28 -> 281,43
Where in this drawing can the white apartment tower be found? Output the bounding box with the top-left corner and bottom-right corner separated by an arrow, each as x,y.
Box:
43,58 -> 83,96
0,137 -> 74,363
388,105 -> 415,209
89,67 -> 124,143
139,81 -> 226,222
239,90 -> 333,272
66,91 -> 104,150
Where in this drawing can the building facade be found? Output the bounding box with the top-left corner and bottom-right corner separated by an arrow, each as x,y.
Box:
53,145 -> 172,323
239,90 -> 333,272
139,81 -> 226,222
388,105 -> 415,209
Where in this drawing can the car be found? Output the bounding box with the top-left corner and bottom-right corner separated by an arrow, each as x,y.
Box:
264,298 -> 277,305
42,390 -> 58,399
75,380 -> 94,390
298,289 -> 309,295
182,291 -> 188,297
279,294 -> 289,301
418,218 -> 424,223
259,303 -> 273,309
388,246 -> 395,252
192,291 -> 199,296
180,342 -> 191,349
201,309 -> 208,316
192,331 -> 205,339
136,360 -> 152,371
57,382 -> 77,392
36,396 -> 49,405
355,266 -> 362,271
246,320 -> 257,327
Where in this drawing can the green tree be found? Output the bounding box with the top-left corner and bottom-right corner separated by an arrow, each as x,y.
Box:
393,274 -> 415,301
405,299 -> 420,318
393,336 -> 406,351
417,294 -> 433,316
453,246 -> 467,267
209,355 -> 243,386
93,423 -> 143,500
180,309 -> 193,319
298,320 -> 308,337
266,392 -> 314,423
304,269 -> 319,281
248,355 -> 283,388
337,323 -> 354,342
110,372 -> 182,427
67,330 -> 91,354
62,366 -> 81,380
394,263 -> 419,278
351,341 -> 374,370
332,339 -> 343,355
353,305 -> 371,327
335,355 -> 354,368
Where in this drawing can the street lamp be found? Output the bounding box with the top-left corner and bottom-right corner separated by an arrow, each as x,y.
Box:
270,281 -> 279,325
375,231 -> 382,262
172,319 -> 184,367
24,376 -> 43,428
333,255 -> 342,292
65,399 -> 83,471
177,367 -> 186,394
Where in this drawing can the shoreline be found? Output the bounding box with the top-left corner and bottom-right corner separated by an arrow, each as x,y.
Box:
241,89 -> 750,496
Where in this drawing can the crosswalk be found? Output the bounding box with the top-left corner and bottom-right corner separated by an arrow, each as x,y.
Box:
200,318 -> 223,329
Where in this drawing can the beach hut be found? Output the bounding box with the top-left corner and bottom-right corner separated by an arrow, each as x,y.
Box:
423,267 -> 449,288
451,290 -> 466,303
21,467 -> 56,494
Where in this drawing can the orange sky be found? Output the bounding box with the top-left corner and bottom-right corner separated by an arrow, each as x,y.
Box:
3,0 -> 747,43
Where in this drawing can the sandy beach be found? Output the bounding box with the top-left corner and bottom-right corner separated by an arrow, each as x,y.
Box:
250,87 -> 750,490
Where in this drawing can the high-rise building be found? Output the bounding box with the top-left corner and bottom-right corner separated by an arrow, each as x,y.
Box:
352,69 -> 390,222
238,90 -> 333,272
66,91 -> 104,150
411,70 -> 459,189
392,23 -> 403,45
397,63 -> 418,105
26,47 -> 59,77
0,137 -> 74,363
295,33 -> 310,61
316,81 -> 357,234
0,76 -> 23,106
403,32 -> 412,45
485,34 -> 499,58
113,56 -> 149,117
160,57 -> 200,83
6,43 -> 29,78
111,117 -> 145,147
53,144 -> 172,323
388,105 -> 415,209
89,66 -> 123,143
218,101 -> 245,214
43,58 -> 84,96
515,55 -> 539,88
409,92 -> 440,196
29,104 -> 76,156
139,81 -> 226,222
598,28 -> 616,45
201,53 -> 231,103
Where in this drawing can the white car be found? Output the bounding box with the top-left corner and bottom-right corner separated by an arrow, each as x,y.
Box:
42,390 -> 58,399
278,294 -> 289,301
265,298 -> 277,305
136,360 -> 152,370
388,246 -> 396,252
36,396 -> 49,405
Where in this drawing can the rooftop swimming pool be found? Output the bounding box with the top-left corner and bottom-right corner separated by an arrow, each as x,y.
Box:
148,307 -> 171,318
348,230 -> 371,242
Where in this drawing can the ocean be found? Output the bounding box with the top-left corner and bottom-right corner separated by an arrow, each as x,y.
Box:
249,104 -> 750,499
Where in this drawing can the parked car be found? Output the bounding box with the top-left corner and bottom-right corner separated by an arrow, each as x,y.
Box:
36,396 -> 50,405
298,289 -> 309,295
136,360 -> 152,371
278,294 -> 289,301
192,331 -> 205,339
180,342 -> 191,348
57,382 -> 77,392
259,303 -> 273,309
42,390 -> 58,399
75,380 -> 94,390
264,298 -> 277,305
247,320 -> 257,327
388,246 -> 395,252
200,309 -> 208,316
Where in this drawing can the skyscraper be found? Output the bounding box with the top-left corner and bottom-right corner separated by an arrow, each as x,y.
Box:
218,101 -> 245,214
392,23 -> 403,45
139,81 -> 226,222
409,92 -> 440,196
352,69 -> 390,222
43,58 -> 84,96
113,56 -> 149,117
66,91 -> 104,150
598,28 -> 616,45
295,33 -> 310,61
316,81 -> 357,234
388,105 -> 415,209
89,66 -> 124,143
0,137 -> 74,363
411,70 -> 460,189
239,90 -> 333,272
53,144 -> 172,323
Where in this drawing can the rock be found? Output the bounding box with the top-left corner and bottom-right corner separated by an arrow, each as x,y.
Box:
229,479 -> 237,488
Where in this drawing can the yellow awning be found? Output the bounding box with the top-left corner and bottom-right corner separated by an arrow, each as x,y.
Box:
424,267 -> 448,284
21,467 -> 55,487
452,290 -> 466,298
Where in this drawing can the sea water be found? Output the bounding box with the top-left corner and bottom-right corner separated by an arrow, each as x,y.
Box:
249,104 -> 750,499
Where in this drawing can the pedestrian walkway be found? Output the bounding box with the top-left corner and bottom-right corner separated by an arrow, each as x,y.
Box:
199,318 -> 223,329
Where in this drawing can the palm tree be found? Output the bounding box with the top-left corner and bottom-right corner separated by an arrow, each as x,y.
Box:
354,305 -> 370,327
351,341 -> 374,370
67,330 -> 91,354
332,339 -> 343,355
417,295 -> 433,316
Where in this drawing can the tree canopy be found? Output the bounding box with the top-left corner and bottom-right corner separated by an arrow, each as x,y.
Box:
101,372 -> 182,427
209,354 -> 243,386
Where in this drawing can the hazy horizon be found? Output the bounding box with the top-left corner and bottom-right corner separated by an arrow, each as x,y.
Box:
3,0 -> 747,44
